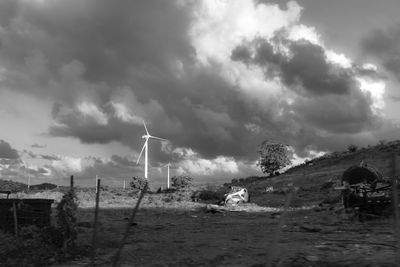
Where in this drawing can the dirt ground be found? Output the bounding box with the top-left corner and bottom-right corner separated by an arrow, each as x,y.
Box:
57,202 -> 398,267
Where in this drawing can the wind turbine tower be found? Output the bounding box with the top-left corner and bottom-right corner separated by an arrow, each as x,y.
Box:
137,121 -> 168,179
163,162 -> 171,189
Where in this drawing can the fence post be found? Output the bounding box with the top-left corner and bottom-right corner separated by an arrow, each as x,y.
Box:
113,182 -> 148,267
392,153 -> 400,264
70,175 -> 74,191
12,201 -> 18,237
91,178 -> 101,266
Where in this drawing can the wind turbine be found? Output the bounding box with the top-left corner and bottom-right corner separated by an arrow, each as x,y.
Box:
163,162 -> 171,189
136,121 -> 168,179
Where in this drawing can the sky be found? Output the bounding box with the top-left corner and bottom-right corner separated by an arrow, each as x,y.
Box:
0,0 -> 399,189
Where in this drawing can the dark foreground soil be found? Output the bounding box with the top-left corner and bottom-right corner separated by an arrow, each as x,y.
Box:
56,204 -> 398,267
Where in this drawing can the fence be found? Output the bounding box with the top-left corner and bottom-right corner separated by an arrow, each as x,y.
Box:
0,198 -> 53,234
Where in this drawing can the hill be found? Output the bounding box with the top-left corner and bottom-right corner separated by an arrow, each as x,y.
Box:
227,140 -> 400,207
0,180 -> 59,193
0,179 -> 27,192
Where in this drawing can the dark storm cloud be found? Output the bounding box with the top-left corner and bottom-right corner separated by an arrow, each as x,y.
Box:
0,0 -> 194,88
0,140 -> 19,159
361,23 -> 400,80
282,41 -> 355,95
230,37 -> 381,153
390,95 -> 400,102
0,0 -> 387,164
232,38 -> 356,96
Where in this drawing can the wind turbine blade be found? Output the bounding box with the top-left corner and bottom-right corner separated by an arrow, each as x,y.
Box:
143,120 -> 149,135
149,135 -> 168,142
136,141 -> 147,164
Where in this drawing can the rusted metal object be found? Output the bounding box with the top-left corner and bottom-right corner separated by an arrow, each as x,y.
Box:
337,163 -> 397,219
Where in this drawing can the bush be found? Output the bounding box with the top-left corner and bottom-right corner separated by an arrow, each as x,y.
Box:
56,189 -> 78,258
129,176 -> 147,191
0,226 -> 64,266
191,187 -> 226,203
379,139 -> 387,146
171,175 -> 193,190
347,144 -> 358,153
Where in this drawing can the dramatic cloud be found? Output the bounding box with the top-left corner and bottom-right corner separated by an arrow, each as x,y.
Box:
0,0 -> 396,185
0,140 -> 19,159
361,23 -> 400,81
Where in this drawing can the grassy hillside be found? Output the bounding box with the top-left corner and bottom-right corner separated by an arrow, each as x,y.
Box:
228,140 -> 400,208
1,140 -> 400,210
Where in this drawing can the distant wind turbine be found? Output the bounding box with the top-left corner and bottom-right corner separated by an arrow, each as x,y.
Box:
136,121 -> 168,179
163,162 -> 171,189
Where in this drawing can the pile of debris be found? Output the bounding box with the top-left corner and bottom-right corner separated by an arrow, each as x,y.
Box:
205,186 -> 250,213
336,162 -> 398,219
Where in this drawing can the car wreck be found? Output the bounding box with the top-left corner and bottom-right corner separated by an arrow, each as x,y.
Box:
224,186 -> 250,205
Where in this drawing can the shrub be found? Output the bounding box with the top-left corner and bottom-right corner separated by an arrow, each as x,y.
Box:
129,176 -> 147,191
171,175 -> 193,190
191,188 -> 226,203
0,226 -> 64,266
56,189 -> 78,258
347,144 -> 358,153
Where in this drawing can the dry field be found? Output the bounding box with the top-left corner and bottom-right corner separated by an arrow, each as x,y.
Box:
48,170 -> 398,267
54,198 -> 398,267
3,142 -> 400,266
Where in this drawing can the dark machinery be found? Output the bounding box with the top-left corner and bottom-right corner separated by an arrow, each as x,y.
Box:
338,163 -> 398,219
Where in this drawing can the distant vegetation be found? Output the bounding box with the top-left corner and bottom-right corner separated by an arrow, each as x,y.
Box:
347,144 -> 358,152
171,175 -> 193,190
129,176 -> 148,191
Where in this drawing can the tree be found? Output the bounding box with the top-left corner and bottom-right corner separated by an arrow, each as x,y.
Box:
171,175 -> 193,190
129,176 -> 147,191
347,144 -> 358,153
257,141 -> 291,175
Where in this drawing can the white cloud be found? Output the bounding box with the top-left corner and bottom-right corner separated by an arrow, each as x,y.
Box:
356,77 -> 386,113
51,155 -> 83,173
362,63 -> 378,71
189,0 -> 302,107
325,50 -> 352,69
77,101 -> 108,125
109,102 -> 142,124
191,0 -> 302,65
173,147 -> 238,175
288,24 -> 321,45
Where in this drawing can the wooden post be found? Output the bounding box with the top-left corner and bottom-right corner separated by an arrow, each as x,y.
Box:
91,178 -> 101,266
70,175 -> 74,190
113,182 -> 148,267
95,175 -> 99,194
123,180 -> 126,190
392,153 -> 400,264
12,201 -> 18,237
28,175 -> 30,191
